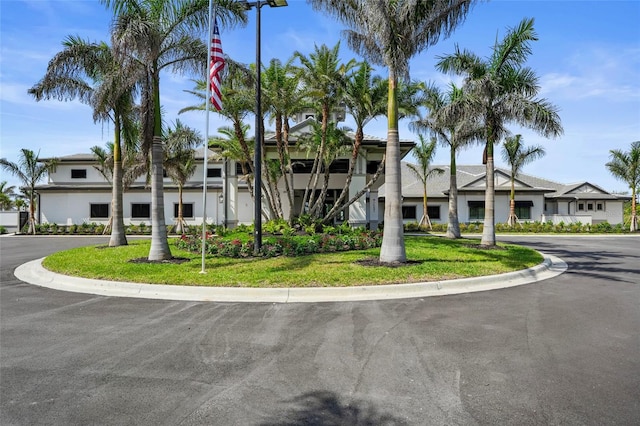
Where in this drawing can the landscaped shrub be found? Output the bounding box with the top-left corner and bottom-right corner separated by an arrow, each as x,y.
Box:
0,226 -> 6,234
175,227 -> 382,258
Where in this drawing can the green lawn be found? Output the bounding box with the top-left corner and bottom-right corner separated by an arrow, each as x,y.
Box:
42,236 -> 543,288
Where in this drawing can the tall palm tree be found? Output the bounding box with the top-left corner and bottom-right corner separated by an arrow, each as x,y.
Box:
29,36 -> 137,247
437,18 -> 563,246
501,134 -> 545,227
293,42 -> 356,216
411,82 -> 480,238
324,61 -> 387,222
0,181 -> 17,211
606,141 -> 640,232
102,0 -> 247,260
309,0 -> 476,263
163,120 -> 203,233
407,135 -> 445,229
0,150 -> 58,234
262,57 -> 307,221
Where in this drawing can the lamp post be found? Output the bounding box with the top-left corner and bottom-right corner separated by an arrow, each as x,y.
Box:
242,0 -> 288,254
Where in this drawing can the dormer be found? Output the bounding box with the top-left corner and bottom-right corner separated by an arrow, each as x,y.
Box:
293,104 -> 346,124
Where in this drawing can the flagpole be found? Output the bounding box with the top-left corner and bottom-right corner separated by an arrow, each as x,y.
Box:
201,0 -> 215,274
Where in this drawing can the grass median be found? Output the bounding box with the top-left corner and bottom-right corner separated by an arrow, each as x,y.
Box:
42,236 -> 543,288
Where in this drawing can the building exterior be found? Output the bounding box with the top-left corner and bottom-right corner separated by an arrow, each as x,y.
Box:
34,118 -> 415,229
383,162 -> 628,225
33,118 -> 628,228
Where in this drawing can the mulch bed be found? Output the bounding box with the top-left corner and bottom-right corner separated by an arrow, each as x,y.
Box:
355,257 -> 422,268
128,257 -> 191,265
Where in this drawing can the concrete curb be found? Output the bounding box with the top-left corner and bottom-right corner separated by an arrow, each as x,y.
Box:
14,252 -> 567,303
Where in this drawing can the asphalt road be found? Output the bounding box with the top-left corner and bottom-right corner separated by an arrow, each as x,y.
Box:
1,235 -> 638,425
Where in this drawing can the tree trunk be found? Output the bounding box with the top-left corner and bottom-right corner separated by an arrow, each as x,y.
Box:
481,140 -> 496,246
324,127 -> 363,222
109,117 -> 127,246
380,70 -> 406,263
631,189 -> 638,232
446,151 -> 461,239
175,185 -> 185,234
506,175 -> 518,227
148,136 -> 172,260
420,185 -> 432,230
28,193 -> 36,234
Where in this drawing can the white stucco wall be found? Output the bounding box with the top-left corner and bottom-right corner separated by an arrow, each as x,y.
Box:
39,189 -> 227,226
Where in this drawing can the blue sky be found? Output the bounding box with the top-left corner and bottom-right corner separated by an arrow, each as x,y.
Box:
1,0 -> 639,194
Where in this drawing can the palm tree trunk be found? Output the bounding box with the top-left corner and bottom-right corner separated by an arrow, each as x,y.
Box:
148,135 -> 172,260
481,141 -> 496,246
323,127 -> 363,222
28,193 -> 36,234
149,64 -> 171,260
446,152 -> 461,239
507,177 -> 517,227
422,187 -> 432,230
176,185 -> 184,234
380,70 -> 406,263
109,119 -> 127,246
631,189 -> 638,232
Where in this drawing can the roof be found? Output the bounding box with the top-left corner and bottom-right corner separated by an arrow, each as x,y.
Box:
263,117 -> 416,156
42,148 -> 218,163
379,162 -> 626,200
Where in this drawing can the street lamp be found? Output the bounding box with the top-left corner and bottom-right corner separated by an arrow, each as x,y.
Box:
241,0 -> 288,254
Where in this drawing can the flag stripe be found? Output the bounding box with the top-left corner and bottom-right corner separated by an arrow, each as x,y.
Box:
209,17 -> 225,111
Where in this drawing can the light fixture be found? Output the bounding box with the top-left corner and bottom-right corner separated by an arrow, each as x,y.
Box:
241,0 -> 288,254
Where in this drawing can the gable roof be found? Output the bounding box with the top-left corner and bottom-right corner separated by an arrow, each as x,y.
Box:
379,162 -> 625,200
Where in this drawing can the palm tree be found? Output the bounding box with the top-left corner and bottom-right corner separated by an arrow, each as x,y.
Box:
407,135 -> 445,230
0,181 -> 17,211
299,120 -> 352,219
437,18 -> 563,246
102,0 -> 247,260
262,57 -> 307,221
606,141 -> 640,232
324,61 -> 387,223
163,120 -> 203,233
309,0 -> 476,263
29,36 -> 137,247
411,82 -> 480,238
0,150 -> 58,234
501,134 -> 545,227
293,42 -> 356,217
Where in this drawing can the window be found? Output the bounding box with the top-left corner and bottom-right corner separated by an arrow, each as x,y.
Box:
427,205 -> 440,219
366,161 -> 382,174
328,159 -> 349,173
597,203 -> 604,211
468,201 -> 484,221
587,203 -> 594,211
292,160 -> 314,174
71,169 -> 87,179
174,203 -> 194,218
402,206 -> 417,220
236,162 -> 248,175
131,203 -> 150,218
90,203 -> 109,218
514,200 -> 533,220
207,168 -> 222,178
578,203 -> 584,211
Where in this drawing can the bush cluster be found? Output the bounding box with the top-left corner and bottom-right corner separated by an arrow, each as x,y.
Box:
175,220 -> 382,258
403,220 -> 631,234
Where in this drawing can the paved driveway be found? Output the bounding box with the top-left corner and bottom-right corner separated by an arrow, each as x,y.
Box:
1,235 -> 638,425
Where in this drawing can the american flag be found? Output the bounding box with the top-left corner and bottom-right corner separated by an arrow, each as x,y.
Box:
209,17 -> 225,111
